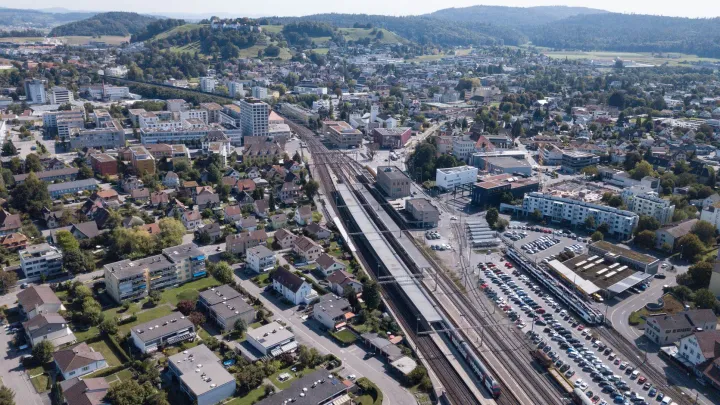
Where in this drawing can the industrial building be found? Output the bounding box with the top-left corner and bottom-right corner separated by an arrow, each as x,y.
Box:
376,166 -> 411,198
472,173 -> 540,207
484,156 -> 533,176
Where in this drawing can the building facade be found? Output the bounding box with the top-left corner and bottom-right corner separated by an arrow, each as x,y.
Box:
435,166 -> 479,190
239,98 -> 269,137
376,166 -> 411,198
20,243 -> 64,281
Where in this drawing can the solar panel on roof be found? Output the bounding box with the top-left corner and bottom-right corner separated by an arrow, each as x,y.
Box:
575,260 -> 588,267
596,268 -> 608,275
608,263 -> 620,269
604,271 -> 618,279
587,255 -> 598,261
617,265 -> 628,272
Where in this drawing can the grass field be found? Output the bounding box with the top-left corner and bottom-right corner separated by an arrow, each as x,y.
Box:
170,42 -> 201,55
153,24 -> 205,41
0,36 -> 128,45
30,374 -> 49,393
225,386 -> 266,405
538,48 -> 720,66
73,325 -> 99,342
338,28 -> 406,44
628,293 -> 685,326
105,368 -> 134,385
331,328 -> 357,345
260,25 -> 284,34
269,365 -> 316,390
160,276 -> 221,306
88,339 -> 123,367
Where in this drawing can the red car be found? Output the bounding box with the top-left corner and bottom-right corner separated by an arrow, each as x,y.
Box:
535,308 -> 546,314
577,325 -> 585,331
638,376 -> 646,384
480,284 -> 488,289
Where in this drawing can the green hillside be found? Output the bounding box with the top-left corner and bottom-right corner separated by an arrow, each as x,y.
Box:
49,12 -> 156,37
338,27 -> 407,44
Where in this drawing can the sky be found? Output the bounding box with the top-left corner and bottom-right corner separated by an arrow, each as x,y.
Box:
6,0 -> 719,19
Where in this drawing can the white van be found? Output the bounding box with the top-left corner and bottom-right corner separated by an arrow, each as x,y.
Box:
631,370 -> 640,379
661,398 -> 672,405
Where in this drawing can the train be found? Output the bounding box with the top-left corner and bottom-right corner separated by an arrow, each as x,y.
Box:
572,388 -> 594,405
444,321 -> 502,398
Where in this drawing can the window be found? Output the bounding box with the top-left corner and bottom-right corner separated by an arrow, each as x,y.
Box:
82,366 -> 90,371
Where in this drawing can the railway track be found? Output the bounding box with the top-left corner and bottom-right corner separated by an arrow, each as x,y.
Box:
289,121 -> 483,405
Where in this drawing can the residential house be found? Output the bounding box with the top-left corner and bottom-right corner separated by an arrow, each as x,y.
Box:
305,223 -> 331,240
269,213 -> 287,230
225,230 -> 267,255
278,181 -> 302,203
678,330 -> 720,368
245,245 -> 276,273
253,199 -> 269,218
271,266 -> 316,305
0,209 -> 22,235
130,312 -> 196,353
295,205 -> 313,226
163,171 -> 180,188
150,191 -> 170,207
58,378 -> 109,405
196,223 -> 222,243
315,253 -> 346,277
273,228 -> 297,249
23,313 -> 75,347
235,179 -> 256,193
0,232 -> 28,251
182,210 -> 203,231
130,188 -> 150,203
198,285 -> 256,332
655,219 -> 699,250
292,236 -> 323,263
327,270 -> 363,297
312,294 -> 354,331
238,216 -> 258,232
167,345 -> 236,405
121,176 -> 143,193
645,309 -> 717,345
195,188 -> 220,210
246,321 -> 297,357
17,285 -> 63,319
53,342 -> 106,379
42,208 -> 64,229
20,243 -> 64,281
223,205 -> 243,223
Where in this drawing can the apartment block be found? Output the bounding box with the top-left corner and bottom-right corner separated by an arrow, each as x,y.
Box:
49,86 -> 74,104
167,345 -> 236,405
561,151 -> 600,173
25,78 -> 47,104
130,312 -> 195,353
522,192 -> 639,240
20,243 -> 64,281
198,285 -> 256,332
69,118 -> 125,150
127,145 -> 156,175
621,186 -> 675,225
239,97 -> 269,137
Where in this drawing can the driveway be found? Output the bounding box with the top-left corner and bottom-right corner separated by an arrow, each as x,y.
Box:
232,271 -> 417,405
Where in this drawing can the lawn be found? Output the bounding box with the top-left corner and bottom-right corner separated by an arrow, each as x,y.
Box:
197,326 -> 212,341
260,25 -> 283,34
225,386 -> 266,405
269,365 -> 316,390
89,339 -> 123,367
338,28 -> 407,44
629,293 -> 685,326
118,305 -> 175,334
160,277 -> 221,306
152,24 -> 205,41
30,374 -> 50,393
26,364 -> 45,378
73,326 -> 99,342
104,302 -> 140,319
105,368 -> 134,385
331,328 -> 357,345
252,273 -> 270,287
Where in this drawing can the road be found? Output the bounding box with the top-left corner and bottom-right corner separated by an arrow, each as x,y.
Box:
231,270 -> 417,405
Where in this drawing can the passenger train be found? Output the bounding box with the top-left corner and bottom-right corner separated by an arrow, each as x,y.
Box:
443,320 -> 502,398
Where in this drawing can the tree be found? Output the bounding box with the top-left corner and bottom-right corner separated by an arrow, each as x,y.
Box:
634,230 -> 656,249
494,218 -> 508,231
32,340 -> 54,363
106,380 -> 167,405
99,316 -> 118,336
235,362 -> 264,395
73,284 -> 93,302
1,140 -> 16,156
83,297 -> 103,325
176,299 -> 196,315
233,318 -> 247,337
212,261 -> 234,284
11,172 -> 52,218
0,386 -> 14,405
630,160 -> 654,180
694,289 -> 717,309
24,154 -> 42,173
298,345 -> 320,368
63,249 -> 95,274
362,280 -> 381,310
596,223 -> 610,235
303,180 -> 319,200
367,143 -> 379,160
691,220 -> 716,246
584,216 -> 596,230
636,216 -> 660,233
530,209 -> 543,222
687,262 -> 713,289
676,234 -> 705,263
673,285 -> 693,302
485,208 -> 499,227
148,290 -> 162,305
188,311 -> 205,326
580,166 -> 599,178
591,231 -> 604,242
55,230 -> 80,252
157,218 -> 185,248
0,271 -> 18,294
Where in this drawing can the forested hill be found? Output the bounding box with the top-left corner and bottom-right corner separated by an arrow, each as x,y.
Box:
0,7 -> 94,29
49,12 -> 157,36
269,14 -> 527,46
527,13 -> 720,58
426,5 -> 606,27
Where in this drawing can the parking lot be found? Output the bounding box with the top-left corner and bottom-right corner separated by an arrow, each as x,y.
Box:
506,222 -> 590,262
476,257 -> 673,405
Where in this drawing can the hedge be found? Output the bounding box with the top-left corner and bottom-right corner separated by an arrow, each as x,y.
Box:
294,271 -> 328,296
356,377 -> 383,405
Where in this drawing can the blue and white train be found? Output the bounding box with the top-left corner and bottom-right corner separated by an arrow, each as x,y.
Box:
444,322 -> 502,398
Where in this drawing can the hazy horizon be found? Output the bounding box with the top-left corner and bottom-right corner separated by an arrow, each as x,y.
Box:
4,1 -> 719,19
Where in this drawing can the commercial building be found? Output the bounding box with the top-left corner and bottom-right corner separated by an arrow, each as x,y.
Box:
295,83 -> 328,95
239,97 -> 269,137
372,127 -> 411,149
435,166 -> 478,190
655,219 -> 698,250
588,240 -> 661,274
644,309 -> 717,345
452,136 -> 476,161
130,312 -> 196,353
47,179 -> 100,198
322,120 -> 363,149
104,243 -> 206,303
53,342 -> 106,380
20,243 -> 64,281
376,166 -> 411,198
484,156 -> 532,176
25,78 -> 47,104
253,370 -> 354,405
44,109 -> 85,138
522,192 -> 639,240
472,173 -> 540,207
168,345 -> 236,405
198,285 -> 256,332
621,187 -> 675,225
404,198 -> 440,228
561,151 -> 600,173
69,118 -> 125,150
49,86 -> 74,104
246,321 -> 297,357
245,245 -> 276,273
17,285 -> 63,319
539,144 -> 563,165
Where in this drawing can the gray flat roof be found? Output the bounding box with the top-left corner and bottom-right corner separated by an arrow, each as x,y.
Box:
247,321 -> 294,349
132,312 -> 194,343
210,296 -> 255,320
162,243 -> 205,262
606,272 -> 653,294
47,179 -> 99,192
338,184 -> 442,323
548,259 -> 601,296
169,345 -> 235,396
486,156 -> 531,168
199,285 -> 242,307
105,255 -> 170,279
377,166 -> 408,180
254,369 -> 352,405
